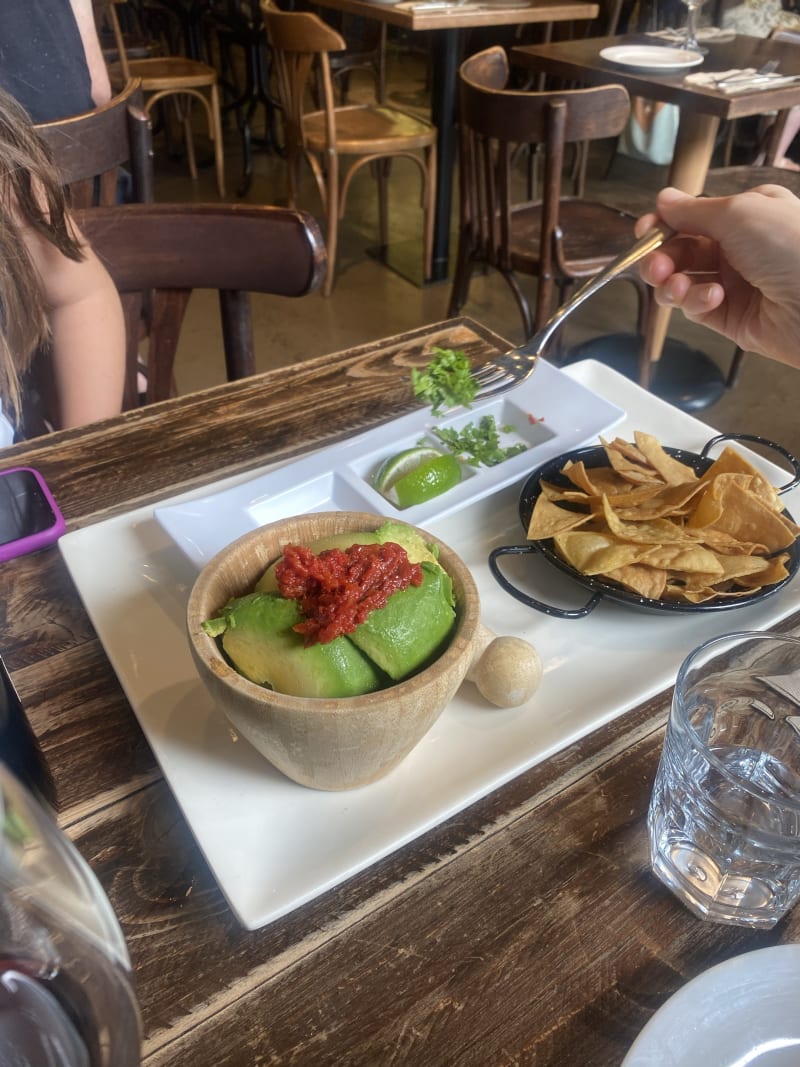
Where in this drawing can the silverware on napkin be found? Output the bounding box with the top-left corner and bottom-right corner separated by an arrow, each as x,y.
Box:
685,66 -> 800,92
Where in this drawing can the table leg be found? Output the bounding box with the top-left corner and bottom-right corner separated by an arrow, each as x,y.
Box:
429,28 -> 462,283
647,111 -> 720,363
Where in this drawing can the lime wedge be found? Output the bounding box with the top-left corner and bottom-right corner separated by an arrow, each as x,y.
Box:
373,446 -> 445,495
395,455 -> 463,508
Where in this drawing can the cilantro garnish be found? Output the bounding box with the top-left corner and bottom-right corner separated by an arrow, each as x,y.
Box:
411,346 -> 478,416
431,416 -> 528,467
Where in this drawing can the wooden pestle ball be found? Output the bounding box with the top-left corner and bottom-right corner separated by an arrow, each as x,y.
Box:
467,630 -> 542,708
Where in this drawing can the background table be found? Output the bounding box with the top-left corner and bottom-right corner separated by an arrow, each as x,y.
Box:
4,317 -> 798,1065
511,32 -> 800,363
311,0 -> 599,282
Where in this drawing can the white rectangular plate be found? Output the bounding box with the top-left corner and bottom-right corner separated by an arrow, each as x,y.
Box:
154,360 -> 624,568
58,361 -> 800,930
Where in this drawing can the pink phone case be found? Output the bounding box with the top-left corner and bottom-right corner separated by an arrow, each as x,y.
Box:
0,467 -> 65,562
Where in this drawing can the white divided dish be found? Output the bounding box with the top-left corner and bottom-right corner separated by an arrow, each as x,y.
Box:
154,359 -> 625,568
58,361 -> 800,930
622,945 -> 800,1066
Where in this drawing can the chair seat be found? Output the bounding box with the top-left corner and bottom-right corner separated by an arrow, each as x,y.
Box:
304,105 -> 436,154
109,56 -> 218,91
508,200 -> 638,277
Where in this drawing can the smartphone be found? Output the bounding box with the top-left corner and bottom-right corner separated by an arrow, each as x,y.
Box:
0,467 -> 65,561
0,654 -> 56,808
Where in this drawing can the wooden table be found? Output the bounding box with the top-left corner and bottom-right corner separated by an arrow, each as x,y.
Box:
310,0 -> 599,282
511,32 -> 800,363
4,317 -> 798,1066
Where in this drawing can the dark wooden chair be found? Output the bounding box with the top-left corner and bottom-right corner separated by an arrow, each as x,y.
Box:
447,46 -> 653,375
74,203 -> 327,409
33,78 -> 154,207
262,2 -> 437,296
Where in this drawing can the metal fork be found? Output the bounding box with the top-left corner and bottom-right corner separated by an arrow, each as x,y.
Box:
470,224 -> 674,401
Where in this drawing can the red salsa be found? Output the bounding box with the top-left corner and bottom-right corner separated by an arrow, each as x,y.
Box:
276,541 -> 423,645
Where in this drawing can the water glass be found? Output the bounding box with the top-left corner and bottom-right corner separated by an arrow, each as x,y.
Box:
649,631 -> 800,928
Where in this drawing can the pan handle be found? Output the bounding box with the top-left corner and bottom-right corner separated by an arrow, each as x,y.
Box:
488,544 -> 604,619
702,433 -> 800,494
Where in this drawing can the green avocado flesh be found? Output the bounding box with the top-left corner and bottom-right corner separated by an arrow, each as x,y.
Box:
349,563 -> 455,680
203,524 -> 456,698
216,593 -> 384,698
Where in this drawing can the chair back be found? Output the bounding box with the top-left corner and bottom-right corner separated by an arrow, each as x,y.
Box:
457,47 -> 629,282
34,78 -> 153,207
262,4 -> 346,151
75,202 -> 327,408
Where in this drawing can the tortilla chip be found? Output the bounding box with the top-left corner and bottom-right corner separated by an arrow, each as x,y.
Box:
633,431 -> 699,485
528,432 -> 798,604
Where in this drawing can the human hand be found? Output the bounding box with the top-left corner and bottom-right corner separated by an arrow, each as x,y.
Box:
635,185 -> 800,367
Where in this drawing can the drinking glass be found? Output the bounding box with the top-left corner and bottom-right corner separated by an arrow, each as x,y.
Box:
0,762 -> 141,1065
648,631 -> 800,929
682,0 -> 708,53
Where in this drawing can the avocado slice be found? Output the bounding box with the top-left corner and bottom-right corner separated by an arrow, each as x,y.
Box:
206,592 -> 384,697
374,520 -> 440,567
349,562 -> 456,681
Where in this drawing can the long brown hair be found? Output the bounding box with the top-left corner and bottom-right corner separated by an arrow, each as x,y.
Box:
0,87 -> 84,421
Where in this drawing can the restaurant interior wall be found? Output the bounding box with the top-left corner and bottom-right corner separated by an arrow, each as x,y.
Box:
148,33 -> 800,460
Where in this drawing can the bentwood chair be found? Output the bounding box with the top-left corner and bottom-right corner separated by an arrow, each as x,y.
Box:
97,0 -> 227,196
262,2 -> 437,296
33,78 -> 154,207
76,203 -> 326,409
448,46 -> 653,376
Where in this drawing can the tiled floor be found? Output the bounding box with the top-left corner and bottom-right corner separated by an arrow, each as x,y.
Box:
151,41 -> 800,462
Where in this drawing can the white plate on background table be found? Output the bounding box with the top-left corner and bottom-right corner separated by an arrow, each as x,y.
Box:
599,45 -> 705,70
622,945 -> 800,1066
58,361 -> 800,930
154,359 -> 624,569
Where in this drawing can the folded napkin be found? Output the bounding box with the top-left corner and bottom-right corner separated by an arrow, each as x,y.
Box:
685,68 -> 800,92
646,26 -> 736,41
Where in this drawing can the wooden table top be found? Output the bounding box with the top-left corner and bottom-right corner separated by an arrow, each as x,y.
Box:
310,0 -> 598,33
512,32 -> 800,118
4,317 -> 798,1066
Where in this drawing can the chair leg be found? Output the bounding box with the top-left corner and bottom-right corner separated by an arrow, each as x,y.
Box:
323,159 -> 340,298
422,144 -> 436,280
726,345 -> 747,388
376,158 -> 390,250
503,271 -> 535,338
176,96 -> 198,180
447,234 -> 473,317
210,82 -> 226,198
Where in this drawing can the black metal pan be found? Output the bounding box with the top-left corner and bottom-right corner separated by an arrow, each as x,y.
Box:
488,433 -> 800,619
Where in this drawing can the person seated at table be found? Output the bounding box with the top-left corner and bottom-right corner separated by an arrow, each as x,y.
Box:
635,184 -> 800,368
719,0 -> 800,169
0,0 -> 112,123
0,85 -> 125,444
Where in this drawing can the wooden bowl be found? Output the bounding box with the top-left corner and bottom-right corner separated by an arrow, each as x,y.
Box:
186,512 -> 484,791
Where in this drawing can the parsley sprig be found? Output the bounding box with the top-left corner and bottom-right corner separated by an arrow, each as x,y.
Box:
411,346 -> 478,416
430,416 -> 528,467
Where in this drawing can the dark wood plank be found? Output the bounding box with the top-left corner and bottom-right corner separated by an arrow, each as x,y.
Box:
1,318 -> 797,1067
